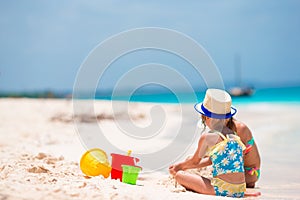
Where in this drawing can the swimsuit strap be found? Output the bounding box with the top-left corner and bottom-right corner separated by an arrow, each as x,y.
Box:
215,131 -> 227,140
245,137 -> 255,154
247,137 -> 255,145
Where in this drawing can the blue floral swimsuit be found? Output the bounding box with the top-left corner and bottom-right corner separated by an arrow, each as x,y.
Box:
208,132 -> 246,198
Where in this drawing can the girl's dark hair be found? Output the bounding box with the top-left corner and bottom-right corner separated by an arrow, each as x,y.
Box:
226,117 -> 237,132
201,115 -> 206,130
201,115 -> 237,133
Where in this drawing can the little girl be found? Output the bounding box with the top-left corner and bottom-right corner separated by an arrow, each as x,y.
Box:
169,89 -> 260,198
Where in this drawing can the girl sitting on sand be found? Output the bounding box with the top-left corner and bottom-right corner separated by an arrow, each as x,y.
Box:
169,89 -> 260,198
194,95 -> 261,188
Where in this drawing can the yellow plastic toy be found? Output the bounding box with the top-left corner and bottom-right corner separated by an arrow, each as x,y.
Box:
80,148 -> 112,178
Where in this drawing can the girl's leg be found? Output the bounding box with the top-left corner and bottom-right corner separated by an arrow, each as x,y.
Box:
245,172 -> 258,188
175,170 -> 215,195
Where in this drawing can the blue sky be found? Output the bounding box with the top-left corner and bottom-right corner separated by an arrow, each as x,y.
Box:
1,0 -> 300,92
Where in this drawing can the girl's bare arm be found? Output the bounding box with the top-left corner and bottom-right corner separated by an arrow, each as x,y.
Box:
169,134 -> 208,175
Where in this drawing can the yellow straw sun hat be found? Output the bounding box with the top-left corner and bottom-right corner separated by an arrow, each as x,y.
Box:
194,88 -> 237,119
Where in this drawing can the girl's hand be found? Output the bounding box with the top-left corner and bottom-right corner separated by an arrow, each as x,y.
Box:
169,164 -> 181,176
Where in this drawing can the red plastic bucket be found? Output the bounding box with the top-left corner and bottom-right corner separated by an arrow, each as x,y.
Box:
110,153 -> 139,181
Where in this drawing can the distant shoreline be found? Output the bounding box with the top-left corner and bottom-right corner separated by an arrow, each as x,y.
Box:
1,86 -> 300,104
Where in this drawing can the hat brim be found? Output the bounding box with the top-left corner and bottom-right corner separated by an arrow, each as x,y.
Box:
194,103 -> 237,119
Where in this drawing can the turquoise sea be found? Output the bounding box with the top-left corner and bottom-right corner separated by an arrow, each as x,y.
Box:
96,86 -> 300,104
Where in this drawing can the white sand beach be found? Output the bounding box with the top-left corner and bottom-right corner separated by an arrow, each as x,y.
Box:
1,98 -> 300,200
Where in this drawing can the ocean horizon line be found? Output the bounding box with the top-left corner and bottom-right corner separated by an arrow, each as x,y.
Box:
1,86 -> 300,104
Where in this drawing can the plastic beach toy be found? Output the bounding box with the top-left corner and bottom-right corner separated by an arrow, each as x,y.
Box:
80,148 -> 112,178
122,165 -> 142,185
111,153 -> 140,181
